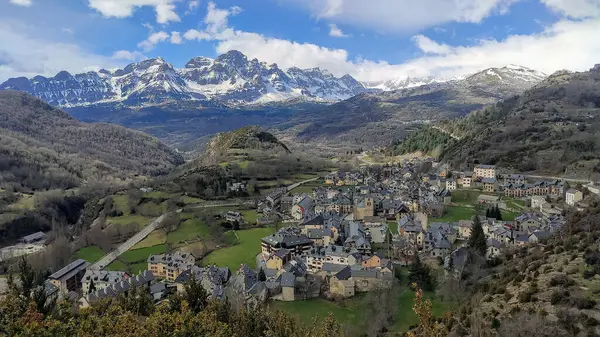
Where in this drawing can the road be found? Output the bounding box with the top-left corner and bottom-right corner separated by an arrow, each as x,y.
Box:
520,174 -> 592,184
286,177 -> 320,192
90,213 -> 170,270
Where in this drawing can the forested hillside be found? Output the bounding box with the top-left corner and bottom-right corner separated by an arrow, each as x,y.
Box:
0,91 -> 184,191
398,65 -> 600,178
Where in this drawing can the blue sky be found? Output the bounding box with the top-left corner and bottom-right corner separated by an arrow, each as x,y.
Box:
1,0 -> 600,82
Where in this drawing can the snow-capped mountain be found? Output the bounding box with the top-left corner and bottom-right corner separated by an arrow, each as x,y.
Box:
463,64 -> 547,96
362,64 -> 546,94
362,76 -> 440,91
0,50 -> 367,107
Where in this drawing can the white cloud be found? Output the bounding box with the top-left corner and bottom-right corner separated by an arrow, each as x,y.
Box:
541,0 -> 600,19
0,21 -> 121,81
87,0 -> 181,24
185,0 -> 199,15
412,35 -> 452,55
9,0 -> 32,7
170,31 -> 183,44
137,31 -> 170,51
328,24 -> 351,38
183,2 -> 600,83
283,0 -> 519,33
183,29 -> 210,40
112,50 -> 146,61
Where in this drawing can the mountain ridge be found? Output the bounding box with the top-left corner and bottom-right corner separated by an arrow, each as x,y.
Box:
0,50 -> 368,107
1,51 -> 547,108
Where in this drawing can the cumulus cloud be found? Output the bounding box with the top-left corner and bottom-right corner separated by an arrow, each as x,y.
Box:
9,0 -> 32,6
412,35 -> 452,55
112,50 -> 146,61
0,21 -> 120,81
170,31 -> 183,44
283,0 -> 519,33
87,0 -> 181,24
541,0 -> 600,19
185,0 -> 200,15
328,24 -> 351,38
183,2 -> 600,82
137,31 -> 170,51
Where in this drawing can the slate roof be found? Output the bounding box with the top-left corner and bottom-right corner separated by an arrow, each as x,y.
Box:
481,178 -> 497,184
321,263 -> 348,273
280,272 -> 296,287
530,230 -> 552,241
487,238 -> 501,248
49,259 -> 89,281
21,231 -> 46,243
334,266 -> 352,281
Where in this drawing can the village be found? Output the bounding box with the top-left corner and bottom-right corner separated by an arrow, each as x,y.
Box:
28,158 -> 600,320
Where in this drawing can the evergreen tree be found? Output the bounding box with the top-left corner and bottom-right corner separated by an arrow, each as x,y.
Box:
485,208 -> 491,218
88,278 -> 96,294
495,205 -> 502,221
468,216 -> 487,256
183,274 -> 209,313
408,255 -> 435,291
258,267 -> 266,282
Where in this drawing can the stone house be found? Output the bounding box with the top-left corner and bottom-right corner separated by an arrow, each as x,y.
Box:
147,252 -> 195,282
82,270 -> 129,294
565,189 -> 583,206
474,165 -> 496,180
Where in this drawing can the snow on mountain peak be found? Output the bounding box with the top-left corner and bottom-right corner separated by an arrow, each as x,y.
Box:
0,50 -> 367,107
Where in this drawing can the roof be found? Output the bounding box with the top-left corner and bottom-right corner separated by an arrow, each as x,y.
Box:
280,272 -> 296,287
21,231 -> 46,242
334,266 -> 352,281
273,249 -> 290,259
301,214 -> 324,226
475,164 -> 496,169
487,238 -> 501,248
321,263 -> 348,273
481,178 -> 497,184
566,189 -> 579,194
530,230 -> 552,240
49,259 -> 89,280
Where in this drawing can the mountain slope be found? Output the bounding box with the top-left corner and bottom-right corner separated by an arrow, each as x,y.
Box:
0,91 -> 184,190
274,65 -> 546,153
404,65 -> 600,178
0,50 -> 367,107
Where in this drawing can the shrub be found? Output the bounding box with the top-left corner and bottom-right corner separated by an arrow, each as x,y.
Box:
519,291 -> 532,303
554,247 -> 564,254
549,274 -> 575,287
571,297 -> 597,310
550,290 -> 567,305
504,292 -> 513,302
582,269 -> 596,279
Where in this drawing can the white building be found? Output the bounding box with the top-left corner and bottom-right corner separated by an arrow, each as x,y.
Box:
565,189 -> 583,206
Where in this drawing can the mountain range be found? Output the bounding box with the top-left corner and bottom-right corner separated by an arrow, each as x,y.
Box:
0,50 -> 547,108
0,50 -> 368,107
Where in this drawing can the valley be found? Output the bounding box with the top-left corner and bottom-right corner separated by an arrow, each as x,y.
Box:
0,54 -> 599,337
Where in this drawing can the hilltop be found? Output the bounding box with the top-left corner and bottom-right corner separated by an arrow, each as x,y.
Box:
206,126 -> 291,158
0,91 -> 184,191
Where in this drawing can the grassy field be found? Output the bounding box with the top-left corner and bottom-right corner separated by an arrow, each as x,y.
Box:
202,227 -> 275,269
392,290 -> 450,332
241,210 -> 259,224
167,218 -> 210,245
8,193 -> 34,211
451,189 -> 480,205
388,221 -> 398,235
502,210 -> 520,221
131,229 -> 167,249
112,194 -> 130,214
270,296 -> 365,328
107,215 -> 153,226
129,262 -> 148,275
271,288 -> 449,334
73,246 -> 105,263
433,205 -> 478,223
143,191 -> 172,199
120,244 -> 168,263
106,260 -> 127,271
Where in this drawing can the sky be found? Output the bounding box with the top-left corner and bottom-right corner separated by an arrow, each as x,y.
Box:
1,0 -> 600,82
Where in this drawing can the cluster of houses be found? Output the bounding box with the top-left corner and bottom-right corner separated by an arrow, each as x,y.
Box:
34,158 -> 596,309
